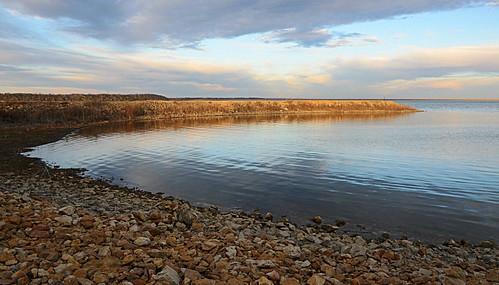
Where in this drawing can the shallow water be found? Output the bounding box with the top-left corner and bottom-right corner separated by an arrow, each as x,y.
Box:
26,101 -> 499,242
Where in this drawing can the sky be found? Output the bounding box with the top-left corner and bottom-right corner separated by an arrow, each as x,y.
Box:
0,0 -> 498,99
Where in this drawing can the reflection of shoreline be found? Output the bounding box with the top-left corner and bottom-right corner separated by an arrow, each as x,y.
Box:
78,112 -> 414,137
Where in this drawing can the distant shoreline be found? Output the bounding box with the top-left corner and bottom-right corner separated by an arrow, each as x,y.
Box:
1,93 -> 498,102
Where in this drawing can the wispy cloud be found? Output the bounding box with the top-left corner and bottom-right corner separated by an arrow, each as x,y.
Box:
262,29 -> 380,48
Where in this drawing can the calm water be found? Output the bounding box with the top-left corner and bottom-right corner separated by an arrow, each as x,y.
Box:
26,100 -> 499,242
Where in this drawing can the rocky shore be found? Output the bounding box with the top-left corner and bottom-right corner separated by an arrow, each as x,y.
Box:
0,127 -> 497,285
0,168 -> 497,284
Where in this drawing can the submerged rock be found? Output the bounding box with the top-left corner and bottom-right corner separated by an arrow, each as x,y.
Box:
311,216 -> 322,224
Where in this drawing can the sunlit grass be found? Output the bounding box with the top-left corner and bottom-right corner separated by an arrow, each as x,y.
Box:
0,94 -> 417,125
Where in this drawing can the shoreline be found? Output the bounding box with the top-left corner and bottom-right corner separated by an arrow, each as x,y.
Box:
0,96 -> 418,126
0,96 -> 496,284
1,120 -> 498,284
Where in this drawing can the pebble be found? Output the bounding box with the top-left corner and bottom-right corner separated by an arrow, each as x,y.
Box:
59,205 -> 76,215
153,265 -> 180,285
134,237 -> 151,246
55,215 -> 73,226
307,274 -> 325,285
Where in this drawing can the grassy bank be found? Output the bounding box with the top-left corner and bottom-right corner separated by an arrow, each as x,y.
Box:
0,94 -> 417,126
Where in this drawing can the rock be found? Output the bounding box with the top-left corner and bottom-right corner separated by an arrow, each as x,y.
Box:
320,224 -> 339,232
227,278 -> 245,285
297,260 -> 311,268
149,210 -> 162,221
129,224 -> 139,232
264,212 -> 273,221
479,240 -> 496,248
255,260 -> 276,268
321,264 -> 335,277
192,279 -> 216,285
444,267 -> 466,280
73,269 -> 88,278
335,219 -> 346,227
7,215 -> 21,225
63,275 -> 78,285
380,232 -> 390,240
349,244 -> 367,257
191,222 -> 204,231
202,239 -> 219,251
444,277 -> 465,285
59,206 -> 76,215
183,269 -> 202,281
351,278 -> 361,285
92,272 -> 108,283
330,278 -> 344,285
77,278 -> 93,285
133,211 -> 147,222
311,216 -> 322,224
79,215 -> 95,229
29,229 -> 50,238
55,263 -> 74,275
381,250 -> 399,260
134,237 -> 151,246
225,246 -> 237,258
418,268 -> 432,277
122,255 -> 135,265
0,271 -> 16,285
0,251 -> 15,263
283,245 -> 301,258
55,215 -> 73,226
266,270 -> 280,281
258,276 -> 273,285
486,268 -> 499,282
307,275 -> 325,285
177,205 -> 194,227
98,246 -> 111,257
153,265 -> 180,285
280,277 -> 300,285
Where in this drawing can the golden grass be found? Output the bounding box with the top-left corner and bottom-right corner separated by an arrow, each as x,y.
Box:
0,94 -> 417,126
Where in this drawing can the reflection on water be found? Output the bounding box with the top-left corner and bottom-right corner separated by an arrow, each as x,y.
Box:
78,112 -> 412,136
27,103 -> 499,242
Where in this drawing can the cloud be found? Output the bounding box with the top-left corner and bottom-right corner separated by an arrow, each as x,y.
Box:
0,0 -> 488,46
263,28 -> 333,47
0,39 -> 273,97
263,29 -> 380,48
326,33 -> 381,48
319,45 -> 499,98
1,30 -> 498,99
375,75 -> 499,92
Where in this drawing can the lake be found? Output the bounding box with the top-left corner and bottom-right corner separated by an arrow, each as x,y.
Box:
25,100 -> 499,243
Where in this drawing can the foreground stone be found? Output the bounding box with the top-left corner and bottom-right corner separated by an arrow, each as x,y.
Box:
0,172 -> 497,284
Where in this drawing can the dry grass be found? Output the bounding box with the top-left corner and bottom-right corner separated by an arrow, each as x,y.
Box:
0,94 -> 417,126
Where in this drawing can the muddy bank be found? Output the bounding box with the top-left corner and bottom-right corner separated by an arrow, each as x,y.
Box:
0,126 -> 497,284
